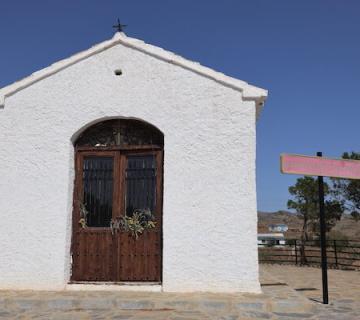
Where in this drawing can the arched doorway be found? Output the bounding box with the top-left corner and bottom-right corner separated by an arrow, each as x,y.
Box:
71,119 -> 163,282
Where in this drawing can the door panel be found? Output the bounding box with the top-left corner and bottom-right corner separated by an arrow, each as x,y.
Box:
117,152 -> 162,282
118,231 -> 161,281
71,153 -> 117,282
72,230 -> 114,281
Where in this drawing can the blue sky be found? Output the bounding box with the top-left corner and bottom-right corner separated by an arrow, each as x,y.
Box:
1,1 -> 359,211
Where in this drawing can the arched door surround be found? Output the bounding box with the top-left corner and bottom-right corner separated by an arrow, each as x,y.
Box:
71,119 -> 163,282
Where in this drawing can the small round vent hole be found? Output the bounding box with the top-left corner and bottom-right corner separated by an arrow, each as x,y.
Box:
114,69 -> 123,76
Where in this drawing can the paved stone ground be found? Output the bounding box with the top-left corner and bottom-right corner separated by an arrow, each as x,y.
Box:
261,264 -> 360,320
0,265 -> 358,319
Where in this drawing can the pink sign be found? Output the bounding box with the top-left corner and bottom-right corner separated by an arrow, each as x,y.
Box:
281,154 -> 360,179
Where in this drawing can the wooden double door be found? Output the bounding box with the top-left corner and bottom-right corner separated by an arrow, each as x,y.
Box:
71,148 -> 163,282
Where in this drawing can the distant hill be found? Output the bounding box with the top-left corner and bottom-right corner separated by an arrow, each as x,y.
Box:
258,210 -> 360,240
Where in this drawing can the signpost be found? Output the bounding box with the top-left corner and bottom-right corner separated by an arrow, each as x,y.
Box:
280,152 -> 360,304
281,154 -> 360,179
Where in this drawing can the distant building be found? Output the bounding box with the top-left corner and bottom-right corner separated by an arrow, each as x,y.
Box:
268,224 -> 288,233
258,233 -> 286,246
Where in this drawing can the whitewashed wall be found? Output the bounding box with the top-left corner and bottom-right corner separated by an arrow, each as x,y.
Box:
0,42 -> 260,292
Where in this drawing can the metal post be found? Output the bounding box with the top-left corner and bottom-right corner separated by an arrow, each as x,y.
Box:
317,151 -> 329,304
334,240 -> 338,268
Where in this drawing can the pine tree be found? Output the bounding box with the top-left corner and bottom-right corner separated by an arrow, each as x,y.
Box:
287,176 -> 343,264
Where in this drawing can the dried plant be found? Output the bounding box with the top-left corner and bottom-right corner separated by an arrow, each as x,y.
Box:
78,201 -> 89,228
118,209 -> 156,239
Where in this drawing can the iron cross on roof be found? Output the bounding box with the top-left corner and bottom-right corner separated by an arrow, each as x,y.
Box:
113,19 -> 127,33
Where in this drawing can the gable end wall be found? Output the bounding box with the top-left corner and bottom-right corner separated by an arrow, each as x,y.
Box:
0,43 -> 260,292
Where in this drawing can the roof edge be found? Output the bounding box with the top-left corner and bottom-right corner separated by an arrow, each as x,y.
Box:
0,32 -> 268,109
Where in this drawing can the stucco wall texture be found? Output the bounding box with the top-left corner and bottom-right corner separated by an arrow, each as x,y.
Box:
0,39 -> 261,292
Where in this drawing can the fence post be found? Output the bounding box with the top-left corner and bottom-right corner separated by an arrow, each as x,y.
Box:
334,240 -> 338,268
294,239 -> 298,265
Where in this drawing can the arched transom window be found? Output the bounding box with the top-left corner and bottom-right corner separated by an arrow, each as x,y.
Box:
75,119 -> 164,148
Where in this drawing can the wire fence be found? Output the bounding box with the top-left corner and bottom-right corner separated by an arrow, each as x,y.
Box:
258,239 -> 360,270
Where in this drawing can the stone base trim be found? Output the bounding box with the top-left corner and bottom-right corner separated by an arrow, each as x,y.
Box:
66,283 -> 162,292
